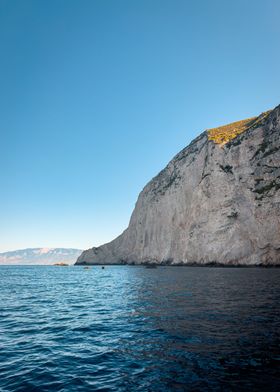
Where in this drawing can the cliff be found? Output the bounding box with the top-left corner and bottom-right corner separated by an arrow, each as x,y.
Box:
76,105 -> 280,266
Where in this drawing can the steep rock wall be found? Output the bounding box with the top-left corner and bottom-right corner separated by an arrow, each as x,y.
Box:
76,105 -> 280,266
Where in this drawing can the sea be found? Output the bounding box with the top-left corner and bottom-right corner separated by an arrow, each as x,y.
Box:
0,265 -> 279,391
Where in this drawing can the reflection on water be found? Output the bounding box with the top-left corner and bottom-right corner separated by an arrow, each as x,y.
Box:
0,266 -> 279,391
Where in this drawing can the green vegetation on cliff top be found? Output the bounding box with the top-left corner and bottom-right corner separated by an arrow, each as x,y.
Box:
208,110 -> 271,145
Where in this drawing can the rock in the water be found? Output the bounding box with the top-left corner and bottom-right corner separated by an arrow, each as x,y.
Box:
76,105 -> 280,266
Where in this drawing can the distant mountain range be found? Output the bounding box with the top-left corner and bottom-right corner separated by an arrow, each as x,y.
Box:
0,248 -> 83,265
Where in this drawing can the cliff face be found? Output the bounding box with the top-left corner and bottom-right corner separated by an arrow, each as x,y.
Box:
76,105 -> 280,266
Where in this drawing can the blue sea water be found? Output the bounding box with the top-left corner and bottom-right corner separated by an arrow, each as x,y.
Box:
0,265 -> 279,392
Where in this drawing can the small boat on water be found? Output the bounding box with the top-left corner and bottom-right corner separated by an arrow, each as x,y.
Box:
83,266 -> 90,270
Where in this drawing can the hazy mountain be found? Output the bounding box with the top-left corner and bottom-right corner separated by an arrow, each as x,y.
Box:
0,248 -> 83,265
76,104 -> 280,266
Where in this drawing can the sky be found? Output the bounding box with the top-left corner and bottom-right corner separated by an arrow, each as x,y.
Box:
0,0 -> 279,252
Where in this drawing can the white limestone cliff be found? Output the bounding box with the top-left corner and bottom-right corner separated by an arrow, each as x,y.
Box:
76,105 -> 280,266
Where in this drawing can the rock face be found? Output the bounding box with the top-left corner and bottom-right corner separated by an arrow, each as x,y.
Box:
76,105 -> 280,266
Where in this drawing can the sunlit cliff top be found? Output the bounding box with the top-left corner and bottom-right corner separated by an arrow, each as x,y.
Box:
207,110 -> 271,145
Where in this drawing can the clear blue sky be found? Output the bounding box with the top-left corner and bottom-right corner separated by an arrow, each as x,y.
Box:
1,0 -> 279,252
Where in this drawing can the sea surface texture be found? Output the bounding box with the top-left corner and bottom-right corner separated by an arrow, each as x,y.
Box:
0,266 -> 279,391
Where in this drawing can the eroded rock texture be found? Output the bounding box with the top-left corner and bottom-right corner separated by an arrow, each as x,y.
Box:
76,105 -> 280,266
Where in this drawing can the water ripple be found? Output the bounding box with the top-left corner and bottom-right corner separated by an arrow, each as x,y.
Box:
0,266 -> 279,391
